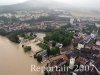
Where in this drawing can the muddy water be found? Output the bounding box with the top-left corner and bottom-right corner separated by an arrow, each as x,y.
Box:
0,36 -> 45,75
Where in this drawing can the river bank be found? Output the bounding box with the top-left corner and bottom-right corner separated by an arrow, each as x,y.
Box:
0,33 -> 46,75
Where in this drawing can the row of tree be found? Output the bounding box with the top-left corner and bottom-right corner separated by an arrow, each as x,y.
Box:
0,27 -> 52,43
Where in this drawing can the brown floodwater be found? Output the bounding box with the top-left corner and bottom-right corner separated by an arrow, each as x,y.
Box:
0,36 -> 45,75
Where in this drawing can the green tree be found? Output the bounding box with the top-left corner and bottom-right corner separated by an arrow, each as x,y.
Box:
7,33 -> 20,43
73,42 -> 78,48
20,33 -> 25,37
44,29 -> 73,44
37,55 -> 42,63
63,37 -> 72,46
24,46 -> 31,52
47,47 -> 51,57
37,43 -> 49,50
50,47 -> 60,55
52,41 -> 56,47
0,29 -> 7,36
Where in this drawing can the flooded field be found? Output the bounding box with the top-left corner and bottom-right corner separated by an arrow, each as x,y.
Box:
0,33 -> 46,75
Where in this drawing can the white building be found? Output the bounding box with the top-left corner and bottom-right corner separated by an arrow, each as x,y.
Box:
69,57 -> 75,70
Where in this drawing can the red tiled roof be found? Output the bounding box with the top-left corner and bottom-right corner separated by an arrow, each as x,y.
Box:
76,56 -> 87,65
63,55 -> 69,61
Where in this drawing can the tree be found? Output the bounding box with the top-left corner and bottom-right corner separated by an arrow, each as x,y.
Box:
34,34 -> 37,38
98,28 -> 100,35
24,46 -> 31,52
0,29 -> 7,36
37,55 -> 42,63
44,29 -> 73,45
73,42 -> 78,48
47,47 -> 51,57
30,32 -> 33,36
20,33 -> 25,37
37,43 -> 49,50
7,32 -> 20,43
63,37 -> 72,46
44,70 -> 49,75
50,47 -> 60,55
52,41 -> 56,47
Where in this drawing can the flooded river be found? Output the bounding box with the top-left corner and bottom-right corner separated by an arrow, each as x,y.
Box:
0,35 -> 45,75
